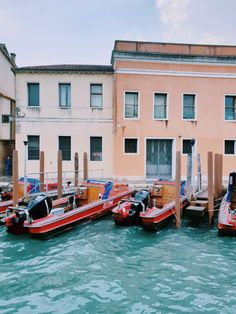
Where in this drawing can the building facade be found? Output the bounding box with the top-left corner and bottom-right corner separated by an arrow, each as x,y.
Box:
15,65 -> 114,180
112,41 -> 236,181
0,44 -> 16,175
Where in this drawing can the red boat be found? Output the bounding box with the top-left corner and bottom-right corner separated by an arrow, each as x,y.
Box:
0,180 -> 132,238
218,172 -> 236,236
112,180 -> 188,231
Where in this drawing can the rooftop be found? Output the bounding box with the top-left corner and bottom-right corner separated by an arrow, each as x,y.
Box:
112,40 -> 236,65
0,43 -> 16,67
15,64 -> 114,74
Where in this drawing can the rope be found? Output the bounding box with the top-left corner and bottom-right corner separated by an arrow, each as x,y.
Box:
171,208 -> 182,224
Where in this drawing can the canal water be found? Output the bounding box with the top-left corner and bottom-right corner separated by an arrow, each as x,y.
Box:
0,217 -> 236,314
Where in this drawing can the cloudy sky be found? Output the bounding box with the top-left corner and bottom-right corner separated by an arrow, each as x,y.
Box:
0,0 -> 235,66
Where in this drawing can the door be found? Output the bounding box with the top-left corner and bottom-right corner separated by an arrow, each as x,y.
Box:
146,139 -> 173,179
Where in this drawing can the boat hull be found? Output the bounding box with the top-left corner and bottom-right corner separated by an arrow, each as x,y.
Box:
141,198 -> 188,232
218,194 -> 236,236
17,190 -> 132,238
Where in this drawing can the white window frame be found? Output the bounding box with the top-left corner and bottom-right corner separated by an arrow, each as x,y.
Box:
59,82 -> 71,108
90,83 -> 103,108
27,82 -> 40,108
181,138 -> 197,155
123,137 -> 139,155
123,90 -> 140,120
182,93 -> 197,121
224,138 -> 236,156
224,94 -> 236,122
153,91 -> 169,121
144,137 -> 176,180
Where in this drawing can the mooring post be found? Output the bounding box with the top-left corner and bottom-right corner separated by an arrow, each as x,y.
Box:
175,151 -> 181,228
218,154 -> 223,198
197,153 -> 202,193
83,152 -> 88,181
186,153 -> 192,202
57,150 -> 62,199
13,150 -> 19,207
74,152 -> 79,187
214,153 -> 219,200
208,151 -> 214,225
40,151 -> 45,193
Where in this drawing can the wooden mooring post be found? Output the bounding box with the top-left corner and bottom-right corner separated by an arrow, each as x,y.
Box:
40,151 -> 45,193
175,151 -> 181,228
186,153 -> 192,201
74,152 -> 79,187
13,150 -> 19,207
208,152 -> 214,225
197,154 -> 202,193
218,154 -> 223,198
57,150 -> 62,199
83,152 -> 88,181
214,153 -> 219,200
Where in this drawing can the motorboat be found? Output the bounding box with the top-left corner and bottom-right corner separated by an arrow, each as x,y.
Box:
218,172 -> 236,236
0,180 -> 132,238
140,181 -> 188,231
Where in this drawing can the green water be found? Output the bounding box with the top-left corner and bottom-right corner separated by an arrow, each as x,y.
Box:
0,217 -> 236,314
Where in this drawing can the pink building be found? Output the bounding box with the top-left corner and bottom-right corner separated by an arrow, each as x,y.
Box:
112,41 -> 236,181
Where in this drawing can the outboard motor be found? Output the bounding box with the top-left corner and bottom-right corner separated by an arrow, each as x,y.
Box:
7,194 -> 52,227
129,190 -> 150,220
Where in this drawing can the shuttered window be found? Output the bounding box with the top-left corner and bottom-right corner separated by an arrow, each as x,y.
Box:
183,94 -> 195,120
59,136 -> 71,160
28,83 -> 39,107
28,135 -> 40,160
59,84 -> 71,107
154,93 -> 167,119
90,84 -> 103,107
125,92 -> 139,118
90,137 -> 102,161
225,96 -> 236,121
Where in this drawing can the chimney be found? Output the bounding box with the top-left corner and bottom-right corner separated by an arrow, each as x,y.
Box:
10,53 -> 16,64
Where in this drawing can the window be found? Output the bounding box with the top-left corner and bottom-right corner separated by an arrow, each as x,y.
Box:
183,94 -> 195,120
90,84 -> 102,107
2,115 -> 10,123
28,83 -> 39,107
90,137 -> 102,161
59,136 -> 71,160
225,140 -> 236,155
225,96 -> 236,121
124,138 -> 138,154
182,139 -> 196,154
28,135 -> 40,160
154,93 -> 167,120
59,83 -> 71,107
124,92 -> 139,118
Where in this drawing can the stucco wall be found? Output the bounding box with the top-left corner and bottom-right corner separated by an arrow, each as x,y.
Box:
15,73 -> 113,180
0,51 -> 15,141
113,60 -> 236,181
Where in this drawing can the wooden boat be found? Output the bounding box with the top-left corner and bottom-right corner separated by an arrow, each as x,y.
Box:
140,181 -> 188,231
0,180 -> 132,238
218,172 -> 236,236
112,180 -> 188,230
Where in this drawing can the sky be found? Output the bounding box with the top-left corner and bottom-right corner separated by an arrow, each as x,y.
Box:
0,0 -> 236,67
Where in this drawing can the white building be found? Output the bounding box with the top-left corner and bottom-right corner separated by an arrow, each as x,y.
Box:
0,44 -> 16,175
15,65 -> 114,180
